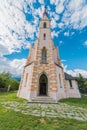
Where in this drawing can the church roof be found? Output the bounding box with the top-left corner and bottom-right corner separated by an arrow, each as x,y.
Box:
64,72 -> 76,80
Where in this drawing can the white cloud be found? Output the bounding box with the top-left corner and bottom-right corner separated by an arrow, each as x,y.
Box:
62,0 -> 87,29
1,0 -> 86,56
50,0 -> 65,14
66,69 -> 87,78
49,0 -> 87,31
51,18 -> 57,29
61,59 -> 67,62
84,41 -> 87,46
0,56 -> 26,77
64,31 -> 75,37
0,44 -> 9,56
0,0 -> 87,78
63,64 -> 87,78
38,0 -> 44,4
68,0 -> 84,11
51,31 -> 59,38
64,31 -> 69,36
59,41 -> 63,44
0,0 -> 40,55
56,2 -> 65,14
58,22 -> 64,28
10,58 -> 26,77
50,0 -> 55,4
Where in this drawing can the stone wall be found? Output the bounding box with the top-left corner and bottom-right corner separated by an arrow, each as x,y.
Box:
66,80 -> 81,98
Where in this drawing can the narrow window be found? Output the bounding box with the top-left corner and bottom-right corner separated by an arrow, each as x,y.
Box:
69,80 -> 73,88
24,73 -> 28,87
42,47 -> 47,63
43,33 -> 46,40
59,74 -> 62,88
43,22 -> 46,28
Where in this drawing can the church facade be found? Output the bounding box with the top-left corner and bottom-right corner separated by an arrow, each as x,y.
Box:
17,8 -> 81,103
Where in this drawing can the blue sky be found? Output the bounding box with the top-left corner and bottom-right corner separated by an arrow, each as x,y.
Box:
0,0 -> 87,77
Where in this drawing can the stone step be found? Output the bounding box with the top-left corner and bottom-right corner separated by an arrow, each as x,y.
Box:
31,96 -> 56,103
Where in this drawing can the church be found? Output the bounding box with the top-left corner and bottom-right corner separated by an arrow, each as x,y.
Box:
17,7 -> 81,103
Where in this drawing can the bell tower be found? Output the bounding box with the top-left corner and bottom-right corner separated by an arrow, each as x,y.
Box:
38,6 -> 52,49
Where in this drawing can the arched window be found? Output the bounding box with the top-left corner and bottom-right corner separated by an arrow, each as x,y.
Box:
43,33 -> 46,40
43,22 -> 46,28
42,47 -> 47,63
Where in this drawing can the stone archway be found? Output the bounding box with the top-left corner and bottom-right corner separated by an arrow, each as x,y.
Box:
39,74 -> 48,96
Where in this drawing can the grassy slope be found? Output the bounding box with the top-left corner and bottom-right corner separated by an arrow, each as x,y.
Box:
59,95 -> 87,108
0,92 -> 87,130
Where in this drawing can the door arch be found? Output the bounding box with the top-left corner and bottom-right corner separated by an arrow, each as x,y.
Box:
39,74 -> 48,96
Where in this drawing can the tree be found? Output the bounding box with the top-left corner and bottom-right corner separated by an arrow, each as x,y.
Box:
77,73 -> 87,94
9,79 -> 19,91
0,72 -> 19,92
0,72 -> 11,89
84,81 -> 87,94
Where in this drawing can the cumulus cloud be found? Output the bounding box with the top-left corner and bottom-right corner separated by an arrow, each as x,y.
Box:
58,22 -> 64,28
50,0 -> 87,33
10,58 -> 26,77
1,0 -> 87,56
51,18 -> 57,29
0,0 -> 45,56
51,31 -> 59,38
62,0 -> 87,29
62,63 -> 87,78
66,69 -> 87,78
50,0 -> 65,14
0,56 -> 26,77
0,0 -> 36,54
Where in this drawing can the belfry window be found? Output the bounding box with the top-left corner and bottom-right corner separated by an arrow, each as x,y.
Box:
42,47 -> 47,63
43,33 -> 46,40
43,22 -> 46,28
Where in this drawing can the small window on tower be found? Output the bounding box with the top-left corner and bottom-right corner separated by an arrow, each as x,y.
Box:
43,33 -> 46,40
43,22 -> 46,28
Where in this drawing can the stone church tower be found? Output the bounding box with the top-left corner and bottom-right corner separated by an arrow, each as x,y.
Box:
17,7 -> 81,103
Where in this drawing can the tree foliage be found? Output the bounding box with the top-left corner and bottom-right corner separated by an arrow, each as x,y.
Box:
77,74 -> 87,94
0,72 -> 19,92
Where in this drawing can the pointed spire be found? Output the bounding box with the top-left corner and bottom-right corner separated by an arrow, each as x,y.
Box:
43,6 -> 47,16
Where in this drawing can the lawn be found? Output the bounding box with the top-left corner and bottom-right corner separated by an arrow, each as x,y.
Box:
59,95 -> 87,108
0,91 -> 87,130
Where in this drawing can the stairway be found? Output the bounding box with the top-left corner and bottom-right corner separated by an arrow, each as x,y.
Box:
31,96 -> 56,103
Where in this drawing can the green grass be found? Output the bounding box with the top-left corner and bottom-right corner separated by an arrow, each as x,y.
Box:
0,92 -> 87,130
59,95 -> 87,108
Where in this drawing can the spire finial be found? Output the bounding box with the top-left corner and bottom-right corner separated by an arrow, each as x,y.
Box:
43,6 -> 47,16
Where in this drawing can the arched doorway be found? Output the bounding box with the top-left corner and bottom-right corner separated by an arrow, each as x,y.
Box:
39,74 -> 48,96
